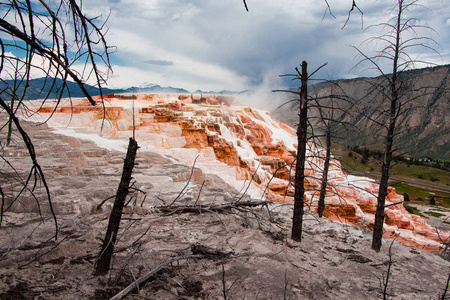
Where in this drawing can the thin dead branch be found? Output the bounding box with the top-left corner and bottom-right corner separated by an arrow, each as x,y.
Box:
441,271 -> 450,300
243,0 -> 249,11
0,0 -> 112,244
96,195 -> 115,210
168,155 -> 200,207
342,0 -> 364,29
379,234 -> 399,300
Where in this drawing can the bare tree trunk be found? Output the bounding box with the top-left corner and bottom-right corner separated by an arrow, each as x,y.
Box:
6,99 -> 15,147
372,145 -> 392,250
94,137 -> 139,275
6,117 -> 12,146
372,3 -> 402,252
291,61 -> 308,242
372,93 -> 397,250
317,128 -> 331,217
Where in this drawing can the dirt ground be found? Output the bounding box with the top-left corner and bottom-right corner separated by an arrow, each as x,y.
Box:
1,118 -> 450,299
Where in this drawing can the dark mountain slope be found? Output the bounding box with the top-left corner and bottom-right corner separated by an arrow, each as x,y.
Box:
0,77 -> 122,100
0,78 -> 192,100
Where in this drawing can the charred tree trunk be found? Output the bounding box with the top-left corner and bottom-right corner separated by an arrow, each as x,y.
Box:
372,92 -> 396,251
6,116 -> 12,146
291,61 -> 308,242
371,3 -> 402,252
6,98 -> 15,147
317,127 -> 331,217
94,137 -> 139,275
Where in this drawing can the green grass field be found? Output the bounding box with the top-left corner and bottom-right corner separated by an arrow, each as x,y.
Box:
334,144 -> 450,208
391,164 -> 450,186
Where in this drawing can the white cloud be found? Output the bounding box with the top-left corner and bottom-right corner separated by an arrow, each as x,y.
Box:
0,51 -> 66,81
105,59 -> 251,92
77,0 -> 450,90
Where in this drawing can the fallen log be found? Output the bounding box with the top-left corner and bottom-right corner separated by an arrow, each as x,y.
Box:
190,243 -> 234,258
156,200 -> 271,216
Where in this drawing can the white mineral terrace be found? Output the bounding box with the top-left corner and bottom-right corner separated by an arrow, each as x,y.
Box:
23,94 -> 448,253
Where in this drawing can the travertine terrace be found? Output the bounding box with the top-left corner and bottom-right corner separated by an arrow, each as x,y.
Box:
29,93 -> 448,253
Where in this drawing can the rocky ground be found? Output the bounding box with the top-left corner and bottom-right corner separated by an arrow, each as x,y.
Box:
1,118 -> 450,299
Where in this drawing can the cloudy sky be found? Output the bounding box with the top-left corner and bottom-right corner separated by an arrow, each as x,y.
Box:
80,0 -> 450,92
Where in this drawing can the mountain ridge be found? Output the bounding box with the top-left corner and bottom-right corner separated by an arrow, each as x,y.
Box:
0,77 -> 246,99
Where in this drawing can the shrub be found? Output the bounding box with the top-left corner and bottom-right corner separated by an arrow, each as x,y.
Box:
404,203 -> 421,216
404,204 -> 413,214
430,197 -> 436,205
403,192 -> 410,202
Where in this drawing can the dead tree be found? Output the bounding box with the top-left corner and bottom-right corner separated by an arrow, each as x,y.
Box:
316,103 -> 333,218
0,0 -> 112,235
94,138 -> 139,276
274,61 -> 329,242
291,61 -> 309,242
309,80 -> 352,218
274,71 -> 355,222
352,0 -> 439,251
